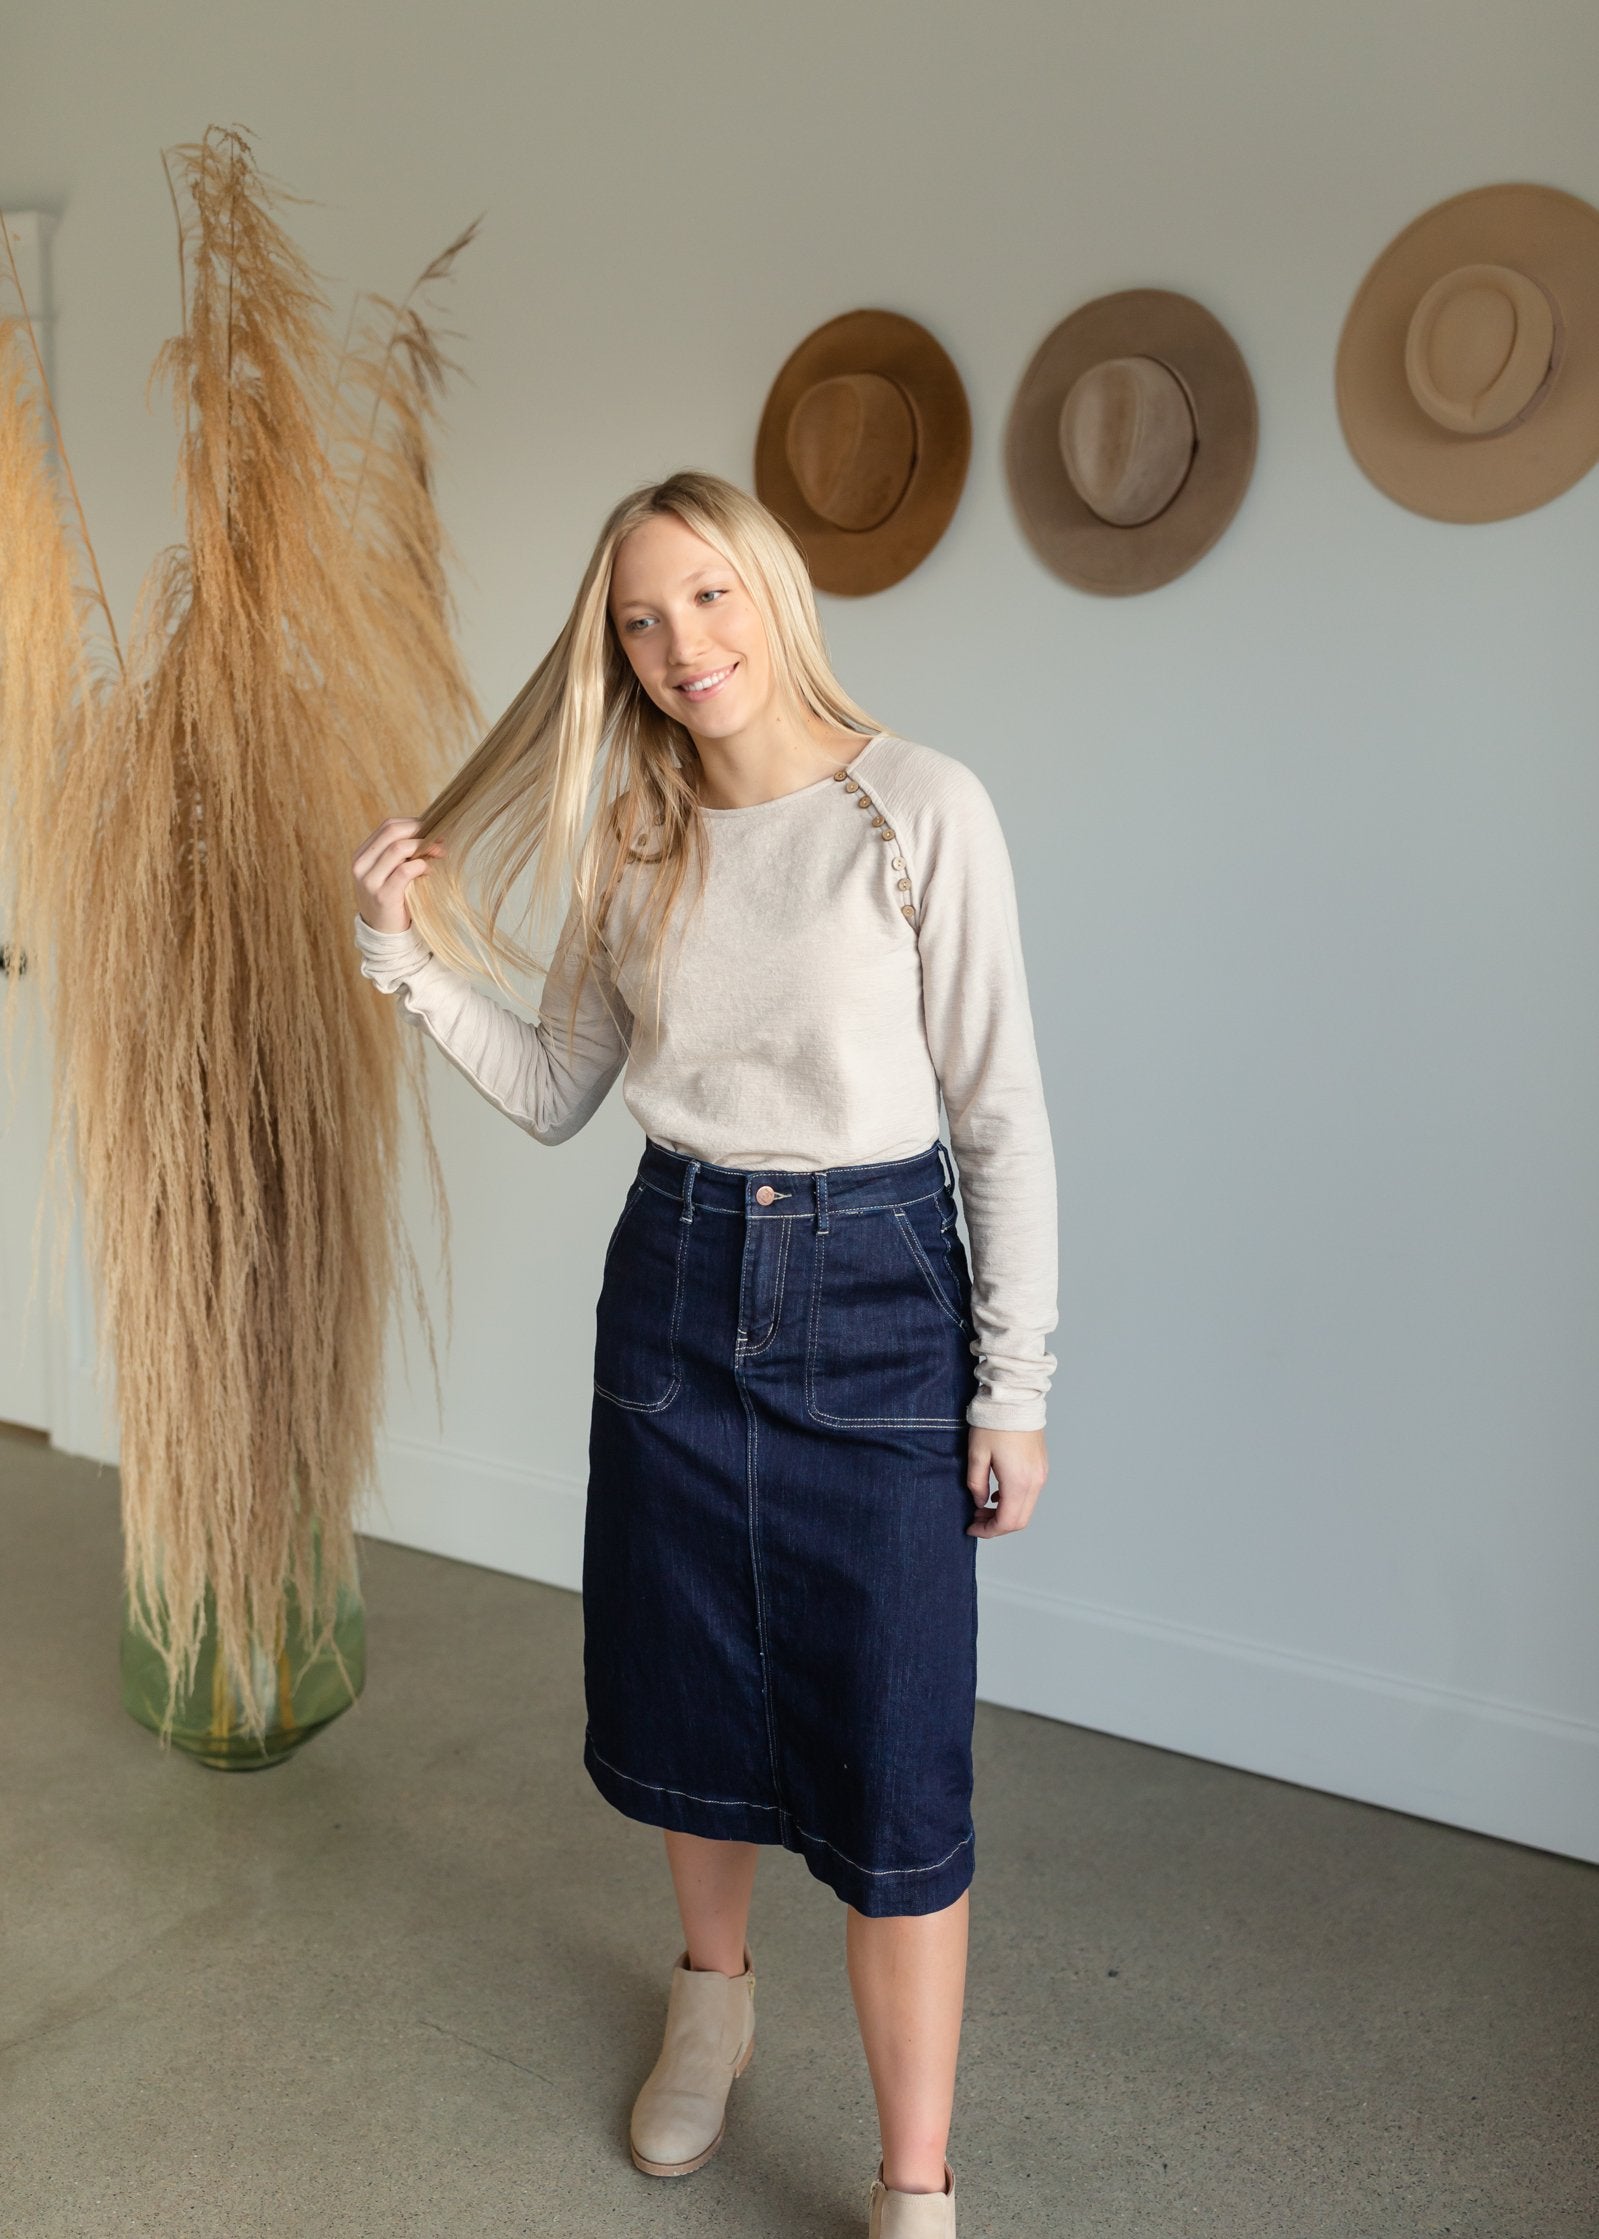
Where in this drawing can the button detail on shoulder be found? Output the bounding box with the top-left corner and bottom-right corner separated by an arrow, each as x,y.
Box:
829,758 -> 916,934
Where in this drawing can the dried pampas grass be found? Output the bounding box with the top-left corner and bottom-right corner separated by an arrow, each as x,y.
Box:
0,123 -> 485,1741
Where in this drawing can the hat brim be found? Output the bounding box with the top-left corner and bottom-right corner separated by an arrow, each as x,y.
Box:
1335,181 -> 1599,524
755,309 -> 971,596
1004,289 -> 1259,597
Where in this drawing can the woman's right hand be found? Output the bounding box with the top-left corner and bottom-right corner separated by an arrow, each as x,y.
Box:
351,817 -> 445,934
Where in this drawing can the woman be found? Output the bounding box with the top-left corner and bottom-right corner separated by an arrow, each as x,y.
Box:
350,469 -> 1057,2238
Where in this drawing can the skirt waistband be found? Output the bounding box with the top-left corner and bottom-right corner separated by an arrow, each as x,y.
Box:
638,1135 -> 954,1228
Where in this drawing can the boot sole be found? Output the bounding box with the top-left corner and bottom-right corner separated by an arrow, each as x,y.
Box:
628,2030 -> 755,2177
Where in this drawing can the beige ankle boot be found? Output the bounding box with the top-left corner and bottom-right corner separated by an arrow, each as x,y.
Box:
628,1943 -> 756,2177
866,2156 -> 957,2237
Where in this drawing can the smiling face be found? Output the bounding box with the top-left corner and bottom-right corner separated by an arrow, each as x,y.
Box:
608,511 -> 782,744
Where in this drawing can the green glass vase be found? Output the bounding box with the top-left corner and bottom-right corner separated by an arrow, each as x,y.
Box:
120,1525 -> 365,1770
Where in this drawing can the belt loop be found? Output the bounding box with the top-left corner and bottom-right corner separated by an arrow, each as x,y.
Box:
814,1168 -> 829,1235
680,1157 -> 700,1223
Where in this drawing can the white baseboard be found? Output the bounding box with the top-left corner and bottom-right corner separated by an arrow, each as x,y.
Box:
972,1576 -> 1599,1867
360,1432 -> 1599,1867
360,1430 -> 589,1594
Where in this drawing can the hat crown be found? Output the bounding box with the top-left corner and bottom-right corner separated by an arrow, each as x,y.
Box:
1403,262 -> 1561,438
1057,355 -> 1197,527
784,371 -> 918,533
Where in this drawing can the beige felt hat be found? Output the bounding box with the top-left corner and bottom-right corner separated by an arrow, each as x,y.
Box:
1335,182 -> 1599,523
1004,289 -> 1259,597
754,309 -> 971,596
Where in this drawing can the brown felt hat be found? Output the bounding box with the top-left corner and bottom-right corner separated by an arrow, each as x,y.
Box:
1335,181 -> 1599,523
754,309 -> 971,596
1004,289 -> 1259,597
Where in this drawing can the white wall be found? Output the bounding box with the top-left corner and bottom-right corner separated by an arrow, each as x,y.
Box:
5,0 -> 1596,1862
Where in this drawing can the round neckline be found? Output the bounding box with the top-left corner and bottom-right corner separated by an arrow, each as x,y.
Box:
695,731 -> 887,817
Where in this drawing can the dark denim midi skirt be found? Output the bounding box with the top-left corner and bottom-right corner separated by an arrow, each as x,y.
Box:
581,1134 -> 980,1918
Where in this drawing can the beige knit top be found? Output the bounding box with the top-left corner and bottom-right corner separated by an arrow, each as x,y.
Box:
353,730 -> 1058,1430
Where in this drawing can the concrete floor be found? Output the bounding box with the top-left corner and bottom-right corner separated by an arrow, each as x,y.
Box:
3,1420 -> 1596,2239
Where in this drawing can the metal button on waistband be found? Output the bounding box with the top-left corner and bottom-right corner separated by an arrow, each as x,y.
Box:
754,1184 -> 777,1206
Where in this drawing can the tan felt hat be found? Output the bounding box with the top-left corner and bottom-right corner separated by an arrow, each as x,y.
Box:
1335,181 -> 1599,524
754,309 -> 971,596
1004,288 -> 1259,598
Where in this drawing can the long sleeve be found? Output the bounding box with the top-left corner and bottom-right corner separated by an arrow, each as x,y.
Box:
352,901 -> 631,1145
898,760 -> 1059,1431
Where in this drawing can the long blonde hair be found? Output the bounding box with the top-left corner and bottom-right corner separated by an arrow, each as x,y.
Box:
401,469 -> 884,1045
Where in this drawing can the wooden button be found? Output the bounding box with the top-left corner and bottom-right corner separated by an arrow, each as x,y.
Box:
754,1184 -> 777,1205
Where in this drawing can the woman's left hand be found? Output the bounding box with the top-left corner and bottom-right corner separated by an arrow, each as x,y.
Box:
965,1428 -> 1048,1537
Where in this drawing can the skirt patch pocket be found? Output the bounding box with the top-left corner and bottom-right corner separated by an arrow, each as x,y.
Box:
594,1183 -> 687,1413
805,1193 -> 975,1430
